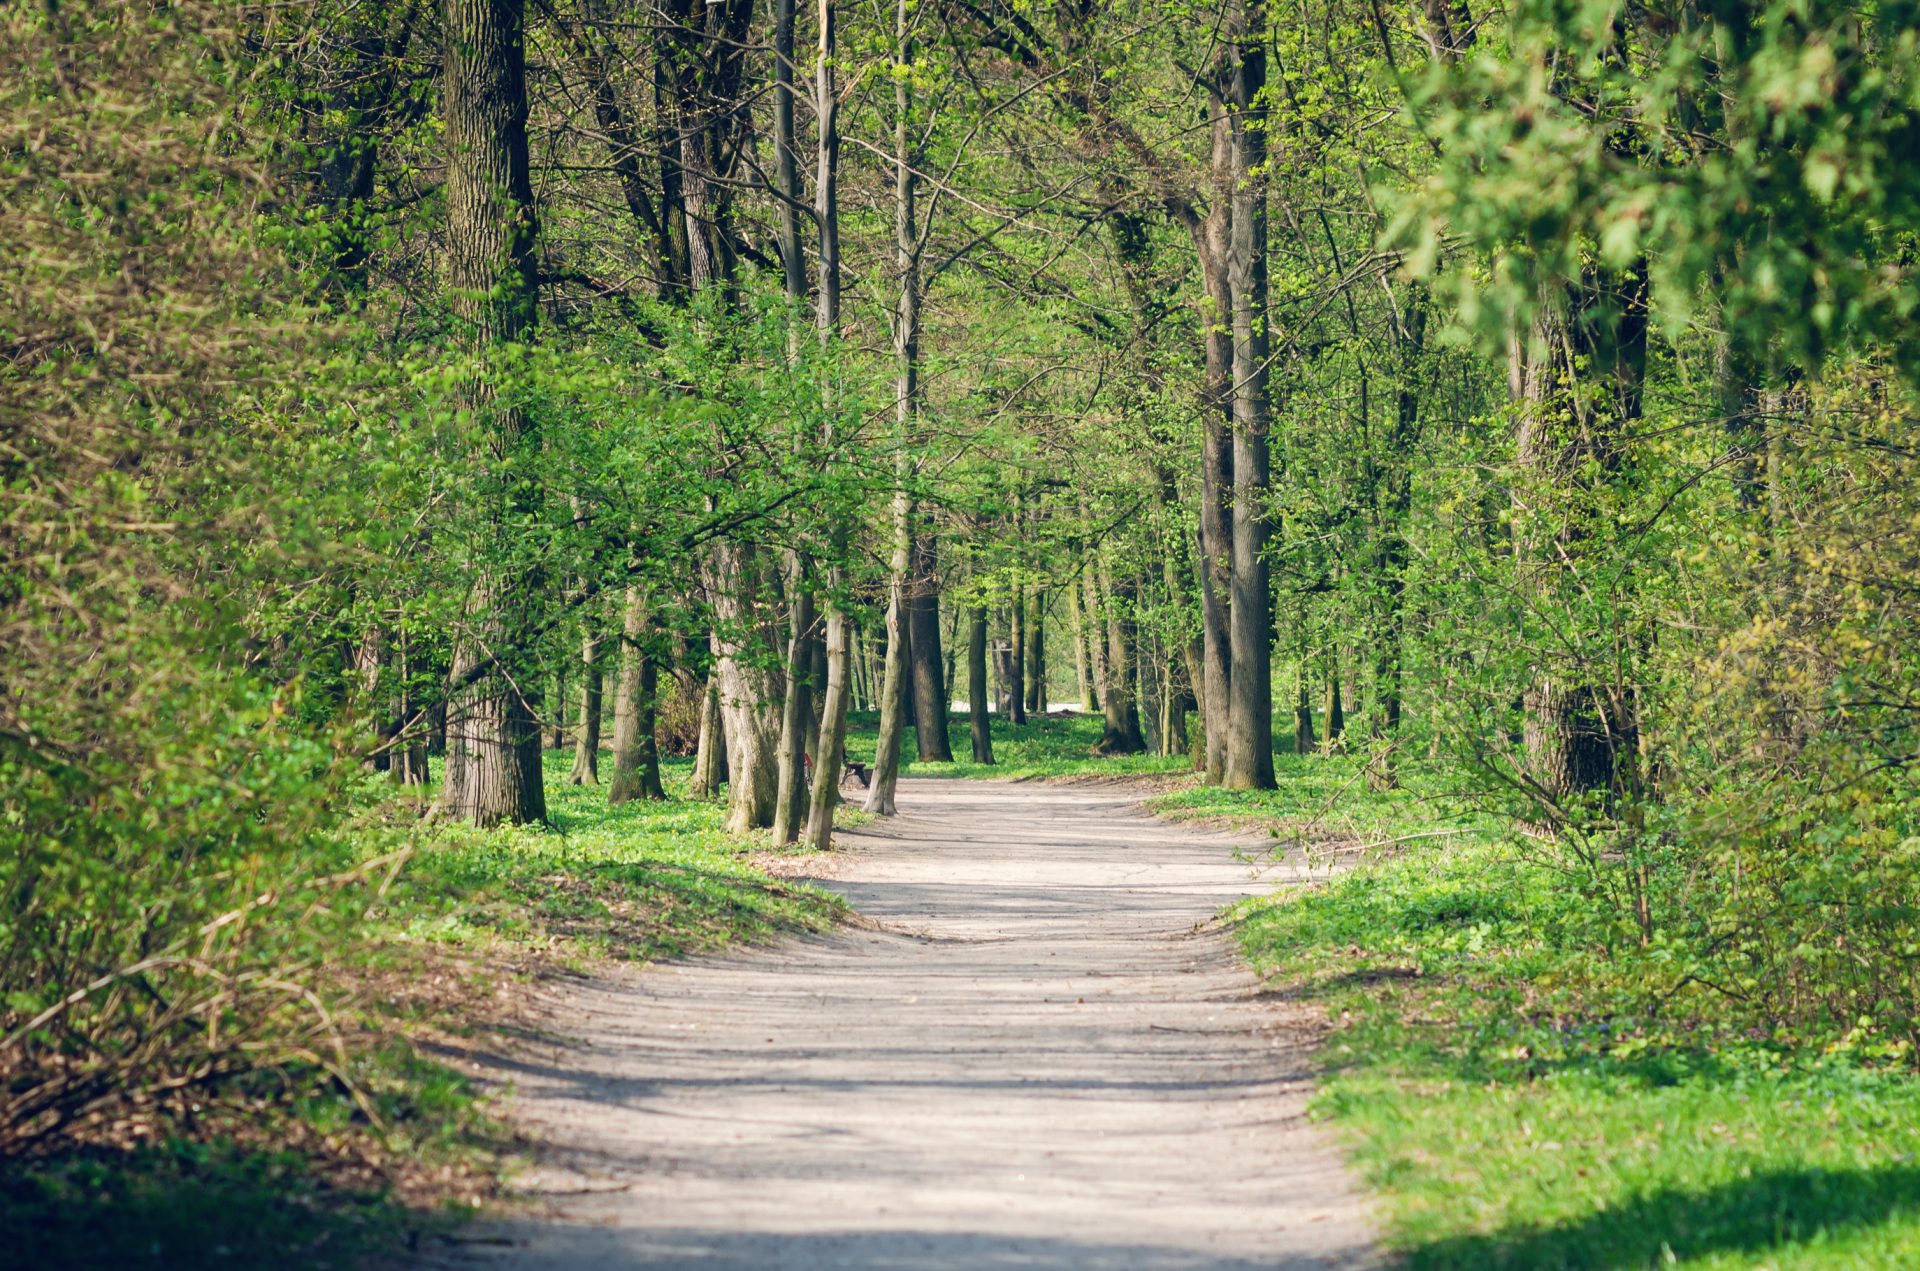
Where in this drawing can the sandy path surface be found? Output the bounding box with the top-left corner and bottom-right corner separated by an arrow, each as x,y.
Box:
417,776 -> 1378,1270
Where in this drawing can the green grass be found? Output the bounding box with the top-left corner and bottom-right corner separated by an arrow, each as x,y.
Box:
376,751 -> 844,964
1224,757 -> 1920,1269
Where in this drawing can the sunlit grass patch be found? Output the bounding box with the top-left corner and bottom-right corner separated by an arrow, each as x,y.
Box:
1233,808 -> 1920,1269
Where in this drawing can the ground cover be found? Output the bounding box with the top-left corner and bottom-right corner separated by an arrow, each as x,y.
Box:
1,752 -> 842,1270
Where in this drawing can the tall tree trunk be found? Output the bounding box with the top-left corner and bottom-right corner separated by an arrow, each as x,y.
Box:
710,545 -> 783,832
908,533 -> 953,761
968,604 -> 994,763
767,0 -> 816,844
1024,586 -> 1045,714
1083,564 -> 1110,714
864,0 -> 918,817
568,630 -> 604,784
1222,0 -> 1275,790
865,494 -> 913,815
803,601 -> 853,850
690,671 -> 726,797
1193,85 -> 1236,787
438,0 -> 546,827
1068,563 -> 1098,712
1095,555 -> 1147,754
771,561 -> 816,841
608,587 -> 666,802
1008,582 -> 1027,725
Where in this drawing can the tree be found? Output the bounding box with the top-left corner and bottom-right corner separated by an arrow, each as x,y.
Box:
438,0 -> 546,827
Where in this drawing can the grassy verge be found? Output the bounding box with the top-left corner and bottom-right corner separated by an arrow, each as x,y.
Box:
1222,755 -> 1920,1269
2,752 -> 843,1270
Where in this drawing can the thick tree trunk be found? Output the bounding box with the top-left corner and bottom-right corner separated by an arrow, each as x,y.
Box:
1222,0 -> 1275,790
908,534 -> 953,761
438,0 -> 545,827
568,630 -> 603,784
968,605 -> 994,763
710,542 -> 783,832
608,587 -> 666,803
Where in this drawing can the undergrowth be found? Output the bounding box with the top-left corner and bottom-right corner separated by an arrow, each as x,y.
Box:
1226,755 -> 1920,1269
2,752 -> 843,1269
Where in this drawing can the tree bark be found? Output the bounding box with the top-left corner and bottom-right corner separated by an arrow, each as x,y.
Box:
1095,555 -> 1147,754
865,495 -> 913,814
1222,0 -> 1276,790
690,671 -> 726,797
608,586 -> 666,802
771,558 -> 816,841
568,630 -> 604,784
1008,581 -> 1027,725
1024,586 -> 1045,715
438,0 -> 546,826
1068,563 -> 1099,712
968,604 -> 994,763
863,0 -> 919,817
908,533 -> 953,761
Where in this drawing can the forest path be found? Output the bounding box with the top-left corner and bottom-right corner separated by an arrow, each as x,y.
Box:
416,776 -> 1378,1270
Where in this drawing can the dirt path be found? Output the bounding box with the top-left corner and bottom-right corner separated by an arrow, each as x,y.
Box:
418,777 -> 1379,1270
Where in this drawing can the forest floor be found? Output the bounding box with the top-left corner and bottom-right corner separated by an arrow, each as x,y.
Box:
402,773 -> 1378,1270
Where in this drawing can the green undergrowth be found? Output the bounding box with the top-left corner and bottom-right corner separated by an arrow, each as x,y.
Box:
5,752 -> 842,1270
1227,760 -> 1920,1268
0,1142 -> 418,1270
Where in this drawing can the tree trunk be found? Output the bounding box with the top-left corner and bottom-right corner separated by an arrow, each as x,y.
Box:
690,672 -> 726,797
1294,656 -> 1316,756
771,557 -> 816,842
1323,649 -> 1346,751
568,630 -> 603,784
1024,586 -> 1045,714
710,542 -> 783,832
438,0 -> 545,827
1222,0 -> 1275,790
1008,583 -> 1027,725
865,500 -> 913,814
1193,85 -> 1236,787
608,586 -> 666,802
1068,564 -> 1098,712
865,0 -> 918,818
908,534 -> 953,761
803,587 -> 853,850
1095,556 -> 1147,754
1512,265 -> 1647,808
968,604 -> 994,763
